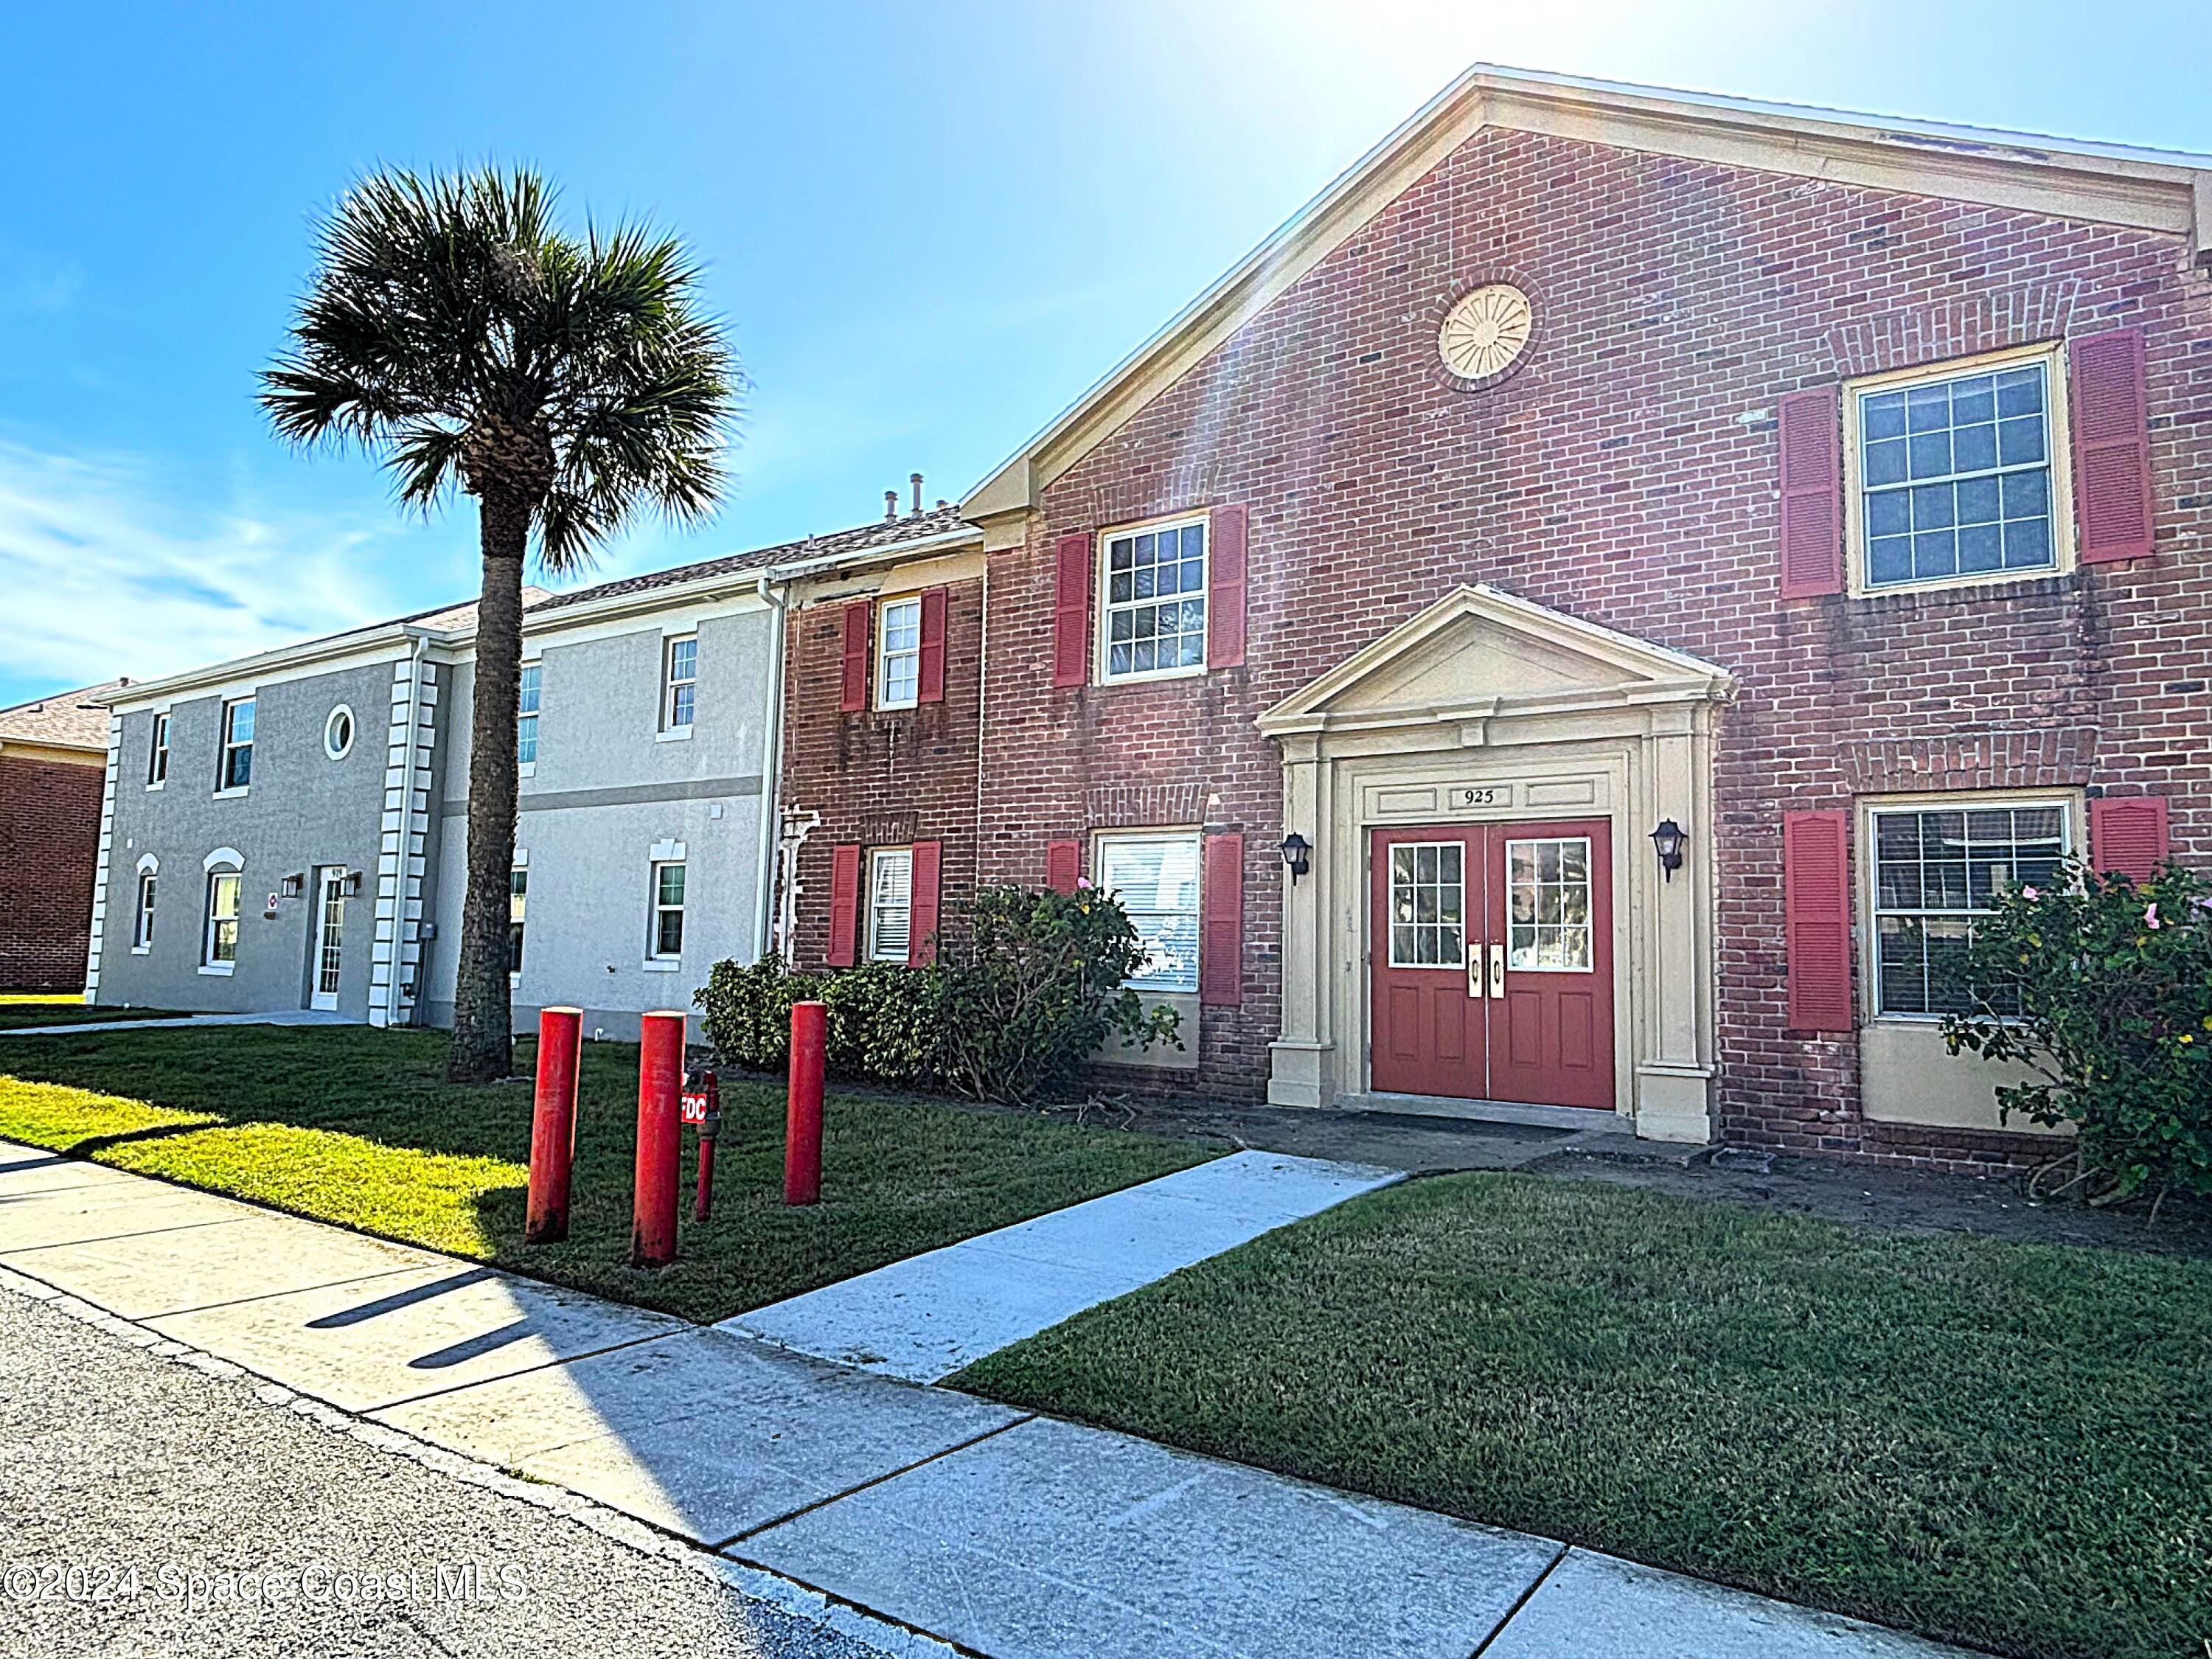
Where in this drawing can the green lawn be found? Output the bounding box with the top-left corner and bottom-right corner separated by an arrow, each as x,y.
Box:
957,1173 -> 2212,1659
0,1024 -> 1217,1323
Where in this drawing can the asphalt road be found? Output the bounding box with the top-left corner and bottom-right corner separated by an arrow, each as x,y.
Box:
0,1288 -> 902,1659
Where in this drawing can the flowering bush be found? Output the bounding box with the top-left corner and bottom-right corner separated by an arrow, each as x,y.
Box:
1941,859 -> 2212,1208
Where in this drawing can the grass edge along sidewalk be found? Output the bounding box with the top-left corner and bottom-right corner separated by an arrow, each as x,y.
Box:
0,1022 -> 1218,1324
956,1170 -> 2212,1659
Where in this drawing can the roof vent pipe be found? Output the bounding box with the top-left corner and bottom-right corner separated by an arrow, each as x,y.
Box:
910,473 -> 923,516
884,490 -> 898,522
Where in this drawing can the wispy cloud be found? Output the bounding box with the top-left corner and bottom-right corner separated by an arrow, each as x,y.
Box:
0,440 -> 424,698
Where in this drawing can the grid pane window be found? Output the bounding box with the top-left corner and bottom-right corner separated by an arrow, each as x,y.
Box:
220,698 -> 254,790
664,637 -> 697,730
1860,361 -> 2053,588
1096,833 -> 1202,992
1388,843 -> 1465,968
877,599 -> 921,709
509,866 -> 527,973
868,848 -> 914,962
204,871 -> 240,966
148,713 -> 169,785
1872,804 -> 2068,1015
517,664 -> 540,765
134,873 -> 156,950
1103,521 -> 1206,681
1506,838 -> 1593,970
651,862 -> 686,958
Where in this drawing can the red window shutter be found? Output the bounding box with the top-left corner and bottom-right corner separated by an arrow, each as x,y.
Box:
839,600 -> 871,713
827,844 -> 861,967
1046,838 -> 1082,896
1207,504 -> 1248,670
2070,327 -> 2154,563
1778,386 -> 1843,598
908,841 -> 942,964
1199,832 -> 1244,1007
1781,810 -> 1852,1032
917,586 -> 947,703
2090,796 -> 2168,882
1051,533 -> 1093,689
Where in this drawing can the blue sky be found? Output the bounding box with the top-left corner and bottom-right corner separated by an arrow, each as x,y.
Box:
6,0 -> 2211,706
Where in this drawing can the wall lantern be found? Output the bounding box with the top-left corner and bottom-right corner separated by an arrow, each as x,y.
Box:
341,871 -> 364,897
280,872 -> 306,897
1279,832 -> 1312,883
1649,818 -> 1687,881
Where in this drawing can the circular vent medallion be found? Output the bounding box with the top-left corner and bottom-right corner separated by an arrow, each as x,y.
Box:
1438,284 -> 1534,384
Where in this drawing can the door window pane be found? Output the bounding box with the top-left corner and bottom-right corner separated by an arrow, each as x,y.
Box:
1506,837 -> 1593,971
1387,841 -> 1465,968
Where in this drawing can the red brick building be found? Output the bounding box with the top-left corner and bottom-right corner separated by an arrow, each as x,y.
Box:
782,68 -> 2212,1166
0,681 -> 122,992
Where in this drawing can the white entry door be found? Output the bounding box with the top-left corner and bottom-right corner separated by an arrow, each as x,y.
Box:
311,869 -> 346,1011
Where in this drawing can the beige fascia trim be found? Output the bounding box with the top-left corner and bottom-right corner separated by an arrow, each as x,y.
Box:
966,62 -> 2212,520
762,524 -> 984,584
105,625 -> 423,712
0,739 -> 107,767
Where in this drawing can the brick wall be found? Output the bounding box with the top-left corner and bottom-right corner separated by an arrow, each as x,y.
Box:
972,124 -> 2211,1155
779,575 -> 984,968
0,753 -> 105,992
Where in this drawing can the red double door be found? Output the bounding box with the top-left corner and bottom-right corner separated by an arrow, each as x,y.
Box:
1369,818 -> 1614,1110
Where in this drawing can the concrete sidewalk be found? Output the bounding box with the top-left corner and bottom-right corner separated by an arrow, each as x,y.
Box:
0,1138 -> 1975,1658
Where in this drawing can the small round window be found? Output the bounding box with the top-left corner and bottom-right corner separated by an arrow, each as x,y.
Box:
324,705 -> 355,761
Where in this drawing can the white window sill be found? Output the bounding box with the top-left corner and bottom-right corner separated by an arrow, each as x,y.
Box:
198,963 -> 235,977
131,946 -> 151,956
518,762 -> 536,779
1099,664 -> 1206,689
874,698 -> 919,714
145,780 -> 164,793
212,786 -> 249,801
655,726 -> 694,743
1851,560 -> 2066,602
642,958 -> 682,973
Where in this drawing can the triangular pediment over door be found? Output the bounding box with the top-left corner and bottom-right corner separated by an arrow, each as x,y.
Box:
1259,584 -> 1733,740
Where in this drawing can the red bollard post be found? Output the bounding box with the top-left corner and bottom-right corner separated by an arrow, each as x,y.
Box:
785,1001 -> 826,1206
525,1007 -> 582,1244
630,1010 -> 686,1268
692,1070 -> 720,1223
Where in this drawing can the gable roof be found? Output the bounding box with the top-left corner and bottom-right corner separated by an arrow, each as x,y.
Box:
964,63 -> 2212,523
0,679 -> 130,753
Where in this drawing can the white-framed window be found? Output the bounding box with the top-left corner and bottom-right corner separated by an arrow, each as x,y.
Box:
1848,343 -> 2070,595
1504,836 -> 1595,972
323,704 -> 354,760
661,636 -> 697,731
876,597 -> 922,710
218,698 -> 254,791
1386,842 -> 1465,968
517,663 -> 541,766
203,869 -> 242,970
147,712 -> 170,787
867,847 -> 914,962
650,860 -> 686,959
1866,796 -> 2072,1018
509,863 -> 527,975
133,869 -> 156,953
1100,517 -> 1207,683
1094,830 -> 1202,992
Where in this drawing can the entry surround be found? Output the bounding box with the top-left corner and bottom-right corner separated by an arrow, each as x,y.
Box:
1258,585 -> 1734,1142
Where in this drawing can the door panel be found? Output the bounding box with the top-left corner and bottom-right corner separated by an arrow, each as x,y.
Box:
1486,819 -> 1614,1109
1368,828 -> 1485,1097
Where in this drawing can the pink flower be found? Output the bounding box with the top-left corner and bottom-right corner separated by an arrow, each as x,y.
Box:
2020,886 -> 2039,901
2145,903 -> 2161,930
1075,876 -> 1093,891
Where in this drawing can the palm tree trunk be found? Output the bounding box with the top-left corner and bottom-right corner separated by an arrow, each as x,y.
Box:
446,487 -> 529,1082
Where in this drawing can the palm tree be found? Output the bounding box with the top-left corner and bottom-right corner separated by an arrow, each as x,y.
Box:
262,167 -> 737,1082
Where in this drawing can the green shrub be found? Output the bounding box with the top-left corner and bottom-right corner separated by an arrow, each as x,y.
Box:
1942,859 -> 2212,1207
933,883 -> 1180,1105
694,884 -> 1179,1104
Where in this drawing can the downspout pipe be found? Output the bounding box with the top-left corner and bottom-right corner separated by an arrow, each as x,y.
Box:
754,574 -> 789,963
